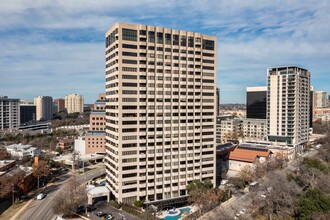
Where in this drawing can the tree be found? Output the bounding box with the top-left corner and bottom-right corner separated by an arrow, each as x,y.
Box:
32,160 -> 51,188
295,188 -> 330,220
251,171 -> 301,220
238,165 -> 255,183
0,147 -> 11,160
53,177 -> 87,216
0,168 -> 25,203
187,179 -> 223,217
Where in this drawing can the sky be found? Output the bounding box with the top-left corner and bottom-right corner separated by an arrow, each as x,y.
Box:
0,0 -> 329,104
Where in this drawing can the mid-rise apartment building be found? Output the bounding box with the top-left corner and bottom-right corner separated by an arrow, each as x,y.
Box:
65,93 -> 84,114
54,98 -> 65,113
242,118 -> 267,141
86,94 -> 106,154
34,96 -> 53,121
0,96 -> 20,130
267,66 -> 310,150
105,23 -> 216,205
219,118 -> 242,144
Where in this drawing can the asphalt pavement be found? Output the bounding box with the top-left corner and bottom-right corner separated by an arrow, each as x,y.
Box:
18,168 -> 105,220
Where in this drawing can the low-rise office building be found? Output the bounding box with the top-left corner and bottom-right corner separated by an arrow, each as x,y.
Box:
5,144 -> 40,159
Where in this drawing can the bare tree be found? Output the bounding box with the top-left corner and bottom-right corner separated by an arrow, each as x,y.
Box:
238,165 -> 255,183
251,171 -> 301,220
0,147 -> 11,160
53,177 -> 87,216
0,169 -> 25,203
32,160 -> 51,188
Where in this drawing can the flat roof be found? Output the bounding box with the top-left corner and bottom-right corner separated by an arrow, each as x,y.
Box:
87,186 -> 109,195
246,86 -> 267,92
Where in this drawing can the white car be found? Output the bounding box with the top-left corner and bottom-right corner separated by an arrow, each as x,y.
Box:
37,193 -> 46,200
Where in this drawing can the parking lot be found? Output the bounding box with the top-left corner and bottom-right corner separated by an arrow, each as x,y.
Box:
84,201 -> 141,220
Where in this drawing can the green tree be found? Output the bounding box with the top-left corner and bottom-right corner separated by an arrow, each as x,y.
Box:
296,188 -> 330,220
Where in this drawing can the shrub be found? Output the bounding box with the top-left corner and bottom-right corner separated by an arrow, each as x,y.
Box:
134,200 -> 143,208
109,200 -> 121,209
231,177 -> 246,189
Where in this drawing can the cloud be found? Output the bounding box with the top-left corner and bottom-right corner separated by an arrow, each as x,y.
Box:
0,0 -> 329,103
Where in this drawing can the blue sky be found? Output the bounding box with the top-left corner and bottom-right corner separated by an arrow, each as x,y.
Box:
0,0 -> 329,103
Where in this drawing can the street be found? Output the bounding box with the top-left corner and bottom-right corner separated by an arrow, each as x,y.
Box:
18,168 -> 105,220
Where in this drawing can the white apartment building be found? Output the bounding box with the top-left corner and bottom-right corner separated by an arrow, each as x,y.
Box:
65,93 -> 84,114
0,96 -> 20,131
34,96 -> 53,121
267,66 -> 310,150
105,23 -> 216,206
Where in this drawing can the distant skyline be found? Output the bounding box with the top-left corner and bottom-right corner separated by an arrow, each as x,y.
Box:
0,0 -> 329,103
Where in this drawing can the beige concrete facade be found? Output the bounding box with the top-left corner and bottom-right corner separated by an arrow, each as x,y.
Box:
65,93 -> 84,114
34,96 -> 53,121
242,118 -> 267,141
313,91 -> 327,108
267,66 -> 310,149
105,23 -> 216,205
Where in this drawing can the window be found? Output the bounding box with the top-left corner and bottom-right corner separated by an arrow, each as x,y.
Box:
165,33 -> 171,45
180,36 -> 187,46
139,30 -> 146,35
148,31 -> 155,43
157,32 -> 163,44
122,59 -> 137,64
122,51 -> 137,57
173,35 -> 179,45
188,37 -> 194,47
122,44 -> 137,49
202,39 -> 214,50
122,28 -> 137,41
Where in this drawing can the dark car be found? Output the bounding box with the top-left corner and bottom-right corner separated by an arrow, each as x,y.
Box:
87,204 -> 96,212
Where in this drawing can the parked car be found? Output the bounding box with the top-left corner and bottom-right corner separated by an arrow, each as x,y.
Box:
36,193 -> 46,200
87,204 -> 96,212
94,211 -> 107,217
105,214 -> 113,220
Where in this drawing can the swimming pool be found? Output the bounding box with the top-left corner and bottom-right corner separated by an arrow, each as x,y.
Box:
100,180 -> 106,185
163,207 -> 191,220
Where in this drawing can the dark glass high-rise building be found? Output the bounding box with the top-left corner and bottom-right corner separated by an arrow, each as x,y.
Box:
246,86 -> 267,119
20,104 -> 36,124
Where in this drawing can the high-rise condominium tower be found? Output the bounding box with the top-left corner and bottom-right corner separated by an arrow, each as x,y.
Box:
105,23 -> 216,205
313,91 -> 327,108
0,96 -> 20,130
34,96 -> 53,121
65,93 -> 84,114
267,66 -> 310,150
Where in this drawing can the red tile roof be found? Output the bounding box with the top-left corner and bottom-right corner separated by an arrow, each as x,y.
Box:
229,147 -> 271,163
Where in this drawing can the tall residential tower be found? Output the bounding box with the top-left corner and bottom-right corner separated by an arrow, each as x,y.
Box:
105,23 -> 216,206
0,96 -> 20,131
267,66 -> 310,150
34,96 -> 53,121
65,93 -> 84,114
